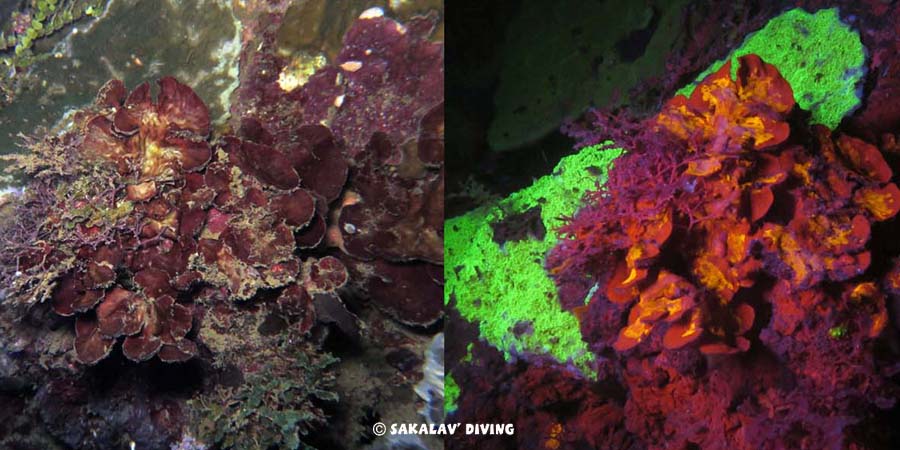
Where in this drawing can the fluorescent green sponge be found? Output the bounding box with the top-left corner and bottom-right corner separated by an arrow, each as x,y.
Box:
445,373 -> 459,414
445,144 -> 622,375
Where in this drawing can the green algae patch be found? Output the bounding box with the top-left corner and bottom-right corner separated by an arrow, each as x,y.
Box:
446,143 -> 623,375
445,373 -> 459,415
676,7 -> 866,129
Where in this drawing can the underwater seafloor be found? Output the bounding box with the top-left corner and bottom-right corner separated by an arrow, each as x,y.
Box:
447,1 -> 900,449
0,1 -> 444,449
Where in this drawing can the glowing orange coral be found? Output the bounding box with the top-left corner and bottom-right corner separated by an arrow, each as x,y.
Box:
553,54 -> 895,356
656,54 -> 795,152
836,134 -> 893,183
854,183 -> 900,221
613,271 -> 696,351
604,55 -> 797,352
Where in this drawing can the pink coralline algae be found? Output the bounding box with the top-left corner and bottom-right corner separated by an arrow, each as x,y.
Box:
546,54 -> 900,448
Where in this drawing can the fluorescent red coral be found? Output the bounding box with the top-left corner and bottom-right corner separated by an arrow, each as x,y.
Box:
548,53 -> 900,449
656,54 -> 794,153
551,54 -> 897,355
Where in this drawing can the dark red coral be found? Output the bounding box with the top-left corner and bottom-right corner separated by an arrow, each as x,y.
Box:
82,78 -> 211,180
18,9 -> 445,364
26,78 -> 339,365
230,9 -> 445,327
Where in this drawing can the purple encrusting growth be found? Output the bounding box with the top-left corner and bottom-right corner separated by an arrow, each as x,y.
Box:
0,6 -> 444,449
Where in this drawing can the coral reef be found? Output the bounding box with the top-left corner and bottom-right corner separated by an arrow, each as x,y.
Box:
552,54 -> 800,353
447,4 -> 900,449
545,54 -> 900,449
0,5 -> 443,449
0,72 -> 345,448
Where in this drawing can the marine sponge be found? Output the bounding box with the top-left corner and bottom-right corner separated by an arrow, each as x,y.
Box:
446,143 -> 621,374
